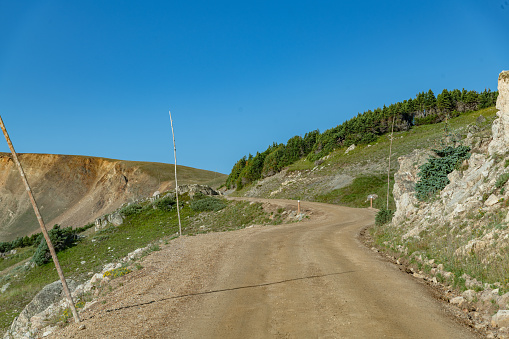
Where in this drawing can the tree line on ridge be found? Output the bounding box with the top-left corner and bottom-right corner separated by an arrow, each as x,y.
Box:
226,88 -> 498,190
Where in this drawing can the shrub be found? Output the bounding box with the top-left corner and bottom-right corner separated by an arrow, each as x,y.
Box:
33,225 -> 78,266
153,196 -> 176,212
75,223 -> 95,233
375,207 -> 394,226
415,146 -> 471,201
495,173 -> 509,189
0,232 -> 42,253
190,197 -> 226,212
119,203 -> 143,216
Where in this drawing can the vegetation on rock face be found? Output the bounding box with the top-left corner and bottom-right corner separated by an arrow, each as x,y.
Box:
226,88 -> 497,190
152,196 -> 177,212
495,172 -> 509,189
415,145 -> 471,201
375,207 -> 394,226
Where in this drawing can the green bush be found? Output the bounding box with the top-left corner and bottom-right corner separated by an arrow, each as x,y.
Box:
74,223 -> 95,234
153,196 -> 176,211
495,173 -> 509,189
415,145 -> 471,201
0,232 -> 41,253
33,225 -> 78,266
190,197 -> 226,212
119,203 -> 143,216
375,207 -> 394,226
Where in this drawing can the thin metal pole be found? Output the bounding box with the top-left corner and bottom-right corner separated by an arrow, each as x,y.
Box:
0,115 -> 80,323
169,111 -> 182,236
386,116 -> 395,210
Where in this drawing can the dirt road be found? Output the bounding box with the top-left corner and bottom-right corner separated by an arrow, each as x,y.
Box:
52,200 -> 478,338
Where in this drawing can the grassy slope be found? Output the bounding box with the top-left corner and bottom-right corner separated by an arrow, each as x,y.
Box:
232,106 -> 497,211
120,159 -> 226,188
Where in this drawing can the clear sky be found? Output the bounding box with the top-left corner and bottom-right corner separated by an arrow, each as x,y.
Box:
0,1 -> 508,174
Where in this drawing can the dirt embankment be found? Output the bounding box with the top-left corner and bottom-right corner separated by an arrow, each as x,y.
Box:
0,153 -> 223,241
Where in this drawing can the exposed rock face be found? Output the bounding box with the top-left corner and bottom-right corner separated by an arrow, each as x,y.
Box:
0,154 -> 224,241
392,71 -> 509,240
392,149 -> 433,225
488,71 -> 509,155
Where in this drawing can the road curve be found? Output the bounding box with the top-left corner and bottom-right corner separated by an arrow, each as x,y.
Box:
52,199 -> 478,338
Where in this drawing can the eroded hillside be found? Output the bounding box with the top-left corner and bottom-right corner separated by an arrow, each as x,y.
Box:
0,153 -> 224,241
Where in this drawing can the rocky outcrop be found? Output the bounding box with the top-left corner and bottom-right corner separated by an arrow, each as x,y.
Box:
94,211 -> 124,231
177,184 -> 220,198
488,71 -> 509,155
393,71 -> 509,239
392,149 -> 433,225
5,279 -> 78,338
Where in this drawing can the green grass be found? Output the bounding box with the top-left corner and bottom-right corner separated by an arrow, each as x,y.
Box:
315,174 -> 396,210
287,158 -> 316,172
186,201 -> 272,234
0,247 -> 35,272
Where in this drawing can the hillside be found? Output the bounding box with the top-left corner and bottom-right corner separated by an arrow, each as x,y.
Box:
227,70 -> 509,335
229,105 -> 497,210
0,153 -> 225,241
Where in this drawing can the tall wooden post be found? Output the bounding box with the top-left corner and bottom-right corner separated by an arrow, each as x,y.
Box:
386,116 -> 395,210
0,115 -> 80,323
169,111 -> 182,236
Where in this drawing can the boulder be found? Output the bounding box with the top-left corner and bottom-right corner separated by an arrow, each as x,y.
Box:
9,279 -> 77,334
450,296 -> 466,307
484,194 -> 500,207
1,283 -> 10,293
492,310 -> 509,328
462,290 -> 477,302
344,144 -> 356,154
107,212 -> 124,226
177,184 -> 220,198
499,292 -> 509,309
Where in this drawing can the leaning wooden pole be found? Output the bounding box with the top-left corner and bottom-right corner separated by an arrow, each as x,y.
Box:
386,115 -> 395,210
169,111 -> 182,236
0,115 -> 80,323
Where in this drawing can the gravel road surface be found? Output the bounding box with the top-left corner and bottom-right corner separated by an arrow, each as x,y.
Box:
51,199 -> 478,338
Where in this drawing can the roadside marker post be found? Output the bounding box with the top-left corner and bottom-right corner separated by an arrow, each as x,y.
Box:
0,115 -> 81,324
298,200 -> 301,215
169,111 -> 182,236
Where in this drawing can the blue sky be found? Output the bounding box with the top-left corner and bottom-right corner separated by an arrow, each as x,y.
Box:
0,1 -> 508,174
